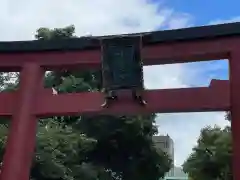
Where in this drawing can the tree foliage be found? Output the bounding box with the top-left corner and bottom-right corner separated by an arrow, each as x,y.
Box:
183,115 -> 232,180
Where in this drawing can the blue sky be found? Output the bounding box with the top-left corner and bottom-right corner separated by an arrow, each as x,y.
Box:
161,0 -> 240,25
162,0 -> 236,85
0,0 -> 238,168
155,0 -> 236,86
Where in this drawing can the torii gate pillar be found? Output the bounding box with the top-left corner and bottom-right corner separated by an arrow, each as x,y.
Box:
0,63 -> 43,180
230,50 -> 240,180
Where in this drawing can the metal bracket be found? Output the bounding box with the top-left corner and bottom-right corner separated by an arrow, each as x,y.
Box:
101,90 -> 118,108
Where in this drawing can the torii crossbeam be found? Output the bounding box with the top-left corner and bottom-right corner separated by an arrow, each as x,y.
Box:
0,79 -> 230,116
0,22 -> 240,180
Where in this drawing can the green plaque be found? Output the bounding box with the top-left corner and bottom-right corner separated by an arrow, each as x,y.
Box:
100,35 -> 146,107
101,36 -> 143,91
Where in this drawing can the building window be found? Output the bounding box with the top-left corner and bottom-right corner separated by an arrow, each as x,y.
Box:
165,142 -> 169,148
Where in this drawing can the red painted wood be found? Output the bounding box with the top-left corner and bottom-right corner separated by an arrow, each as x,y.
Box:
0,50 -> 101,71
35,80 -> 230,116
229,50 -> 240,180
0,89 -> 58,117
142,37 -> 236,65
0,92 -> 16,116
0,80 -> 229,116
0,37 -> 238,71
0,63 -> 44,180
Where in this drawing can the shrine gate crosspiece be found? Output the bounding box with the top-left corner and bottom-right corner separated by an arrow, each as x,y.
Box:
0,22 -> 239,180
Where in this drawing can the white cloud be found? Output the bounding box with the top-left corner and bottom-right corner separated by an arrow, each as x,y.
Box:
0,0 -> 191,41
144,64 -> 188,89
166,13 -> 193,29
0,0 -> 228,168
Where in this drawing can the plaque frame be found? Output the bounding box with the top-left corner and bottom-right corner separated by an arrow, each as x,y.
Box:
100,35 -> 146,107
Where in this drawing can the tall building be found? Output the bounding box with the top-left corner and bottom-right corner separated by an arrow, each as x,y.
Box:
152,135 -> 174,161
153,135 -> 174,176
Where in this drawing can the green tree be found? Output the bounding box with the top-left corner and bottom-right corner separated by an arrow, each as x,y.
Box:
31,119 -> 99,180
78,115 -> 172,180
183,115 -> 232,180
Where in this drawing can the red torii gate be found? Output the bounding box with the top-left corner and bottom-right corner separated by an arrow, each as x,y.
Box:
0,22 -> 239,180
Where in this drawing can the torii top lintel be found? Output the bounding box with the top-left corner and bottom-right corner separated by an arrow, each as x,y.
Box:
0,22 -> 240,71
